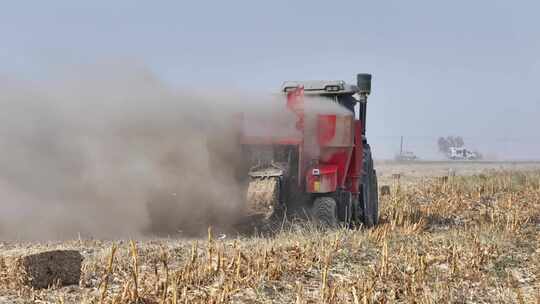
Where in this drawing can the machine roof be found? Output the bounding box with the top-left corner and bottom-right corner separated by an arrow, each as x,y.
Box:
281,80 -> 360,95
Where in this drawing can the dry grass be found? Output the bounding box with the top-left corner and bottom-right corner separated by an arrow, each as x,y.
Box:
1,170 -> 539,303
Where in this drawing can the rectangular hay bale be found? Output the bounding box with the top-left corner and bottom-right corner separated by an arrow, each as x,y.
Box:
1,249 -> 82,289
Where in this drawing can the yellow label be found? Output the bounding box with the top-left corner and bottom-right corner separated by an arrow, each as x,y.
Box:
314,181 -> 320,192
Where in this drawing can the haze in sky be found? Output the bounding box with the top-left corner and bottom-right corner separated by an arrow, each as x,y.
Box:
1,0 -> 539,159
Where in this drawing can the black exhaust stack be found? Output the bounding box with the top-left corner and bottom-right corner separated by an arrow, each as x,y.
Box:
357,73 -> 372,95
356,73 -> 372,135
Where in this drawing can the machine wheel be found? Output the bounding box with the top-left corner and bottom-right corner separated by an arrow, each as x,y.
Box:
361,145 -> 379,227
371,169 -> 379,225
312,197 -> 338,228
344,199 -> 353,228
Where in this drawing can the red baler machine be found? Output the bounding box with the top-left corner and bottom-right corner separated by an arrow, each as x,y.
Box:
239,74 -> 378,227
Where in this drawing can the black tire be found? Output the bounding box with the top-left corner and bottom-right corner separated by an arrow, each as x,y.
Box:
312,197 -> 338,228
344,199 -> 353,228
361,145 -> 379,227
371,169 -> 379,225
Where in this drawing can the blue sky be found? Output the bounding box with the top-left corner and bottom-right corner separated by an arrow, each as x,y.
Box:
1,1 -> 539,159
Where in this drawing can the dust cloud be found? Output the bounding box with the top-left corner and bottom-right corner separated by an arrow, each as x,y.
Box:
0,66 -> 249,240
0,65 -> 351,240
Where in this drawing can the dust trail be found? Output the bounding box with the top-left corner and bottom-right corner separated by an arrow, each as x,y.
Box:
0,66 -> 255,239
0,66 -> 350,240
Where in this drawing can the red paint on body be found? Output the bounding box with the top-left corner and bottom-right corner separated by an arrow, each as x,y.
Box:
306,164 -> 338,193
319,149 -> 351,187
317,115 -> 337,146
345,121 -> 363,199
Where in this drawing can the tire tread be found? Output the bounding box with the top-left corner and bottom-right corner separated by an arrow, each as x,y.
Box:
312,197 -> 338,228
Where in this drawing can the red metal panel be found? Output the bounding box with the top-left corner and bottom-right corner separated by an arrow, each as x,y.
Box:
318,115 -> 354,147
319,148 -> 352,187
316,114 -> 355,188
317,115 -> 337,146
306,164 -> 338,193
345,120 -> 363,198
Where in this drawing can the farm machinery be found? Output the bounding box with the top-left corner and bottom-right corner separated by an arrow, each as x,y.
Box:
447,147 -> 481,160
236,74 -> 379,228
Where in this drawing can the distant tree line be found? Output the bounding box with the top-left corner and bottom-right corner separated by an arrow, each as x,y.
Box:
437,136 -> 464,154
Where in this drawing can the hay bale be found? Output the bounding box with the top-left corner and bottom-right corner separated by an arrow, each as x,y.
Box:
246,177 -> 279,218
1,249 -> 82,289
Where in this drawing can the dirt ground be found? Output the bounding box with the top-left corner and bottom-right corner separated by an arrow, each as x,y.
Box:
0,161 -> 539,303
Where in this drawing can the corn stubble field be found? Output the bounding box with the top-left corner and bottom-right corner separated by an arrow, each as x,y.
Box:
1,169 -> 539,303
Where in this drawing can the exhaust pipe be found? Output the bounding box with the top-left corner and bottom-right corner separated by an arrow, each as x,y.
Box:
356,73 -> 372,135
356,73 -> 372,95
